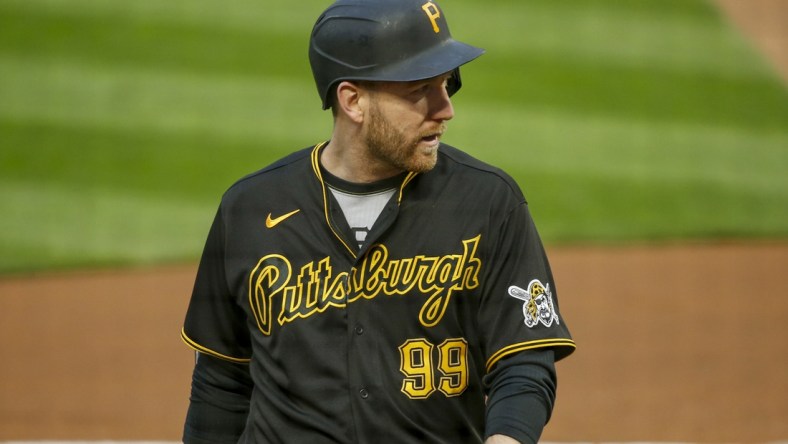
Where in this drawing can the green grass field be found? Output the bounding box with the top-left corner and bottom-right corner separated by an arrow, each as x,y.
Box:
1,0 -> 786,273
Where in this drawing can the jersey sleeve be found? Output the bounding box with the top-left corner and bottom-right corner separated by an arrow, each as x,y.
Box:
479,201 -> 575,372
181,206 -> 252,363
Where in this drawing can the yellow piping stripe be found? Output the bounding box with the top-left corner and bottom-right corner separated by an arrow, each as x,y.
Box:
398,172 -> 418,203
180,328 -> 251,364
486,338 -> 576,372
311,143 -> 357,258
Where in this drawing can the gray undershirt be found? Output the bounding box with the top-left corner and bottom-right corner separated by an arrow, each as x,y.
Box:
329,187 -> 396,249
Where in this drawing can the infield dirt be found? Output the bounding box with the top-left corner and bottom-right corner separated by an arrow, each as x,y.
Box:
2,242 -> 786,441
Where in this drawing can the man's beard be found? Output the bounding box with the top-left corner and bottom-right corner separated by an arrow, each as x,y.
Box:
364,104 -> 442,174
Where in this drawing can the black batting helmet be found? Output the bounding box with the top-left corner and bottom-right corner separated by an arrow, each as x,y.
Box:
309,0 -> 485,109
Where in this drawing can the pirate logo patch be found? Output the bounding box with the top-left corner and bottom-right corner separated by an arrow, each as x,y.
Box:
508,280 -> 559,328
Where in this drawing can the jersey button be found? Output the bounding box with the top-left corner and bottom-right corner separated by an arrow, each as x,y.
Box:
359,388 -> 369,399
354,324 -> 364,335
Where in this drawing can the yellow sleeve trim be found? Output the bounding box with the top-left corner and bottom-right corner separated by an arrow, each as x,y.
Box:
180,328 -> 252,364
486,338 -> 576,372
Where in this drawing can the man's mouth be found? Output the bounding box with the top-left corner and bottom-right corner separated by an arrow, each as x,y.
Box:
420,129 -> 444,144
418,124 -> 446,147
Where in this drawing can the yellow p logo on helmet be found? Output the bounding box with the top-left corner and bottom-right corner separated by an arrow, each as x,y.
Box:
422,2 -> 441,33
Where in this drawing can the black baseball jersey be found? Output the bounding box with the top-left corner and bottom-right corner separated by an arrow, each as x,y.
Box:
182,142 -> 575,443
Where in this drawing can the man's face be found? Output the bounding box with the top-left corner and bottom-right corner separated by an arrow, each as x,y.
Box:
361,73 -> 455,174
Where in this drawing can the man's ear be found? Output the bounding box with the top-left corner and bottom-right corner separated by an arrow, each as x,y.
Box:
335,81 -> 367,123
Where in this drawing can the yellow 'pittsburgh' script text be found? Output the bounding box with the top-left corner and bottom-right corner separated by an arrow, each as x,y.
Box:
249,235 -> 482,335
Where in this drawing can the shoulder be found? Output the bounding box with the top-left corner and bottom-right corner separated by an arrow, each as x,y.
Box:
221,146 -> 315,203
436,144 -> 526,202
233,146 -> 314,189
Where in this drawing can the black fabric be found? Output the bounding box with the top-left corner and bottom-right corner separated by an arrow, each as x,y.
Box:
181,144 -> 574,443
484,349 -> 557,444
183,353 -> 253,444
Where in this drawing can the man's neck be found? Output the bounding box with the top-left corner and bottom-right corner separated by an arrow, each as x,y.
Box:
321,139 -> 404,184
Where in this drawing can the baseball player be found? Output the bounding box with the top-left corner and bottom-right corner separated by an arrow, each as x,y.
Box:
181,0 -> 575,443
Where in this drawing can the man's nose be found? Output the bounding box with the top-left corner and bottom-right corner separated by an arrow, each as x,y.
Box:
430,86 -> 455,122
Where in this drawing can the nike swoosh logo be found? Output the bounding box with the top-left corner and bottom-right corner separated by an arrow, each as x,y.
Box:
265,209 -> 300,228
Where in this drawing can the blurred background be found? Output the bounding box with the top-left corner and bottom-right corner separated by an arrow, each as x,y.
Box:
0,0 -> 786,441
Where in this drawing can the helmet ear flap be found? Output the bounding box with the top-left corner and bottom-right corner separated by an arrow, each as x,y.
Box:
446,68 -> 462,97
